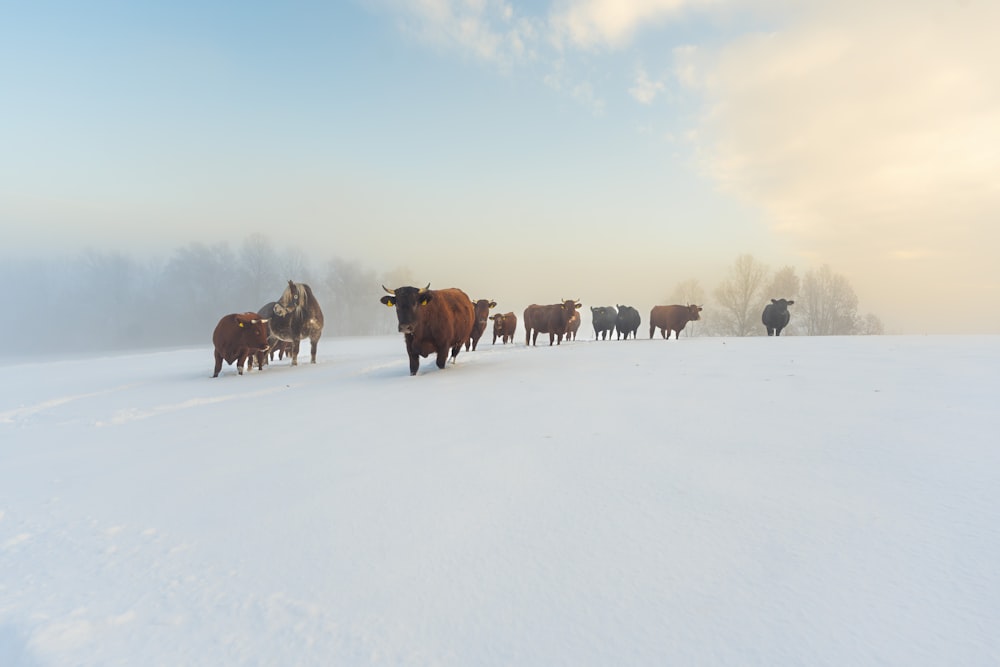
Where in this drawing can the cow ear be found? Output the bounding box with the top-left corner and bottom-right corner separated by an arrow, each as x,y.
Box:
380,296 -> 395,307
771,299 -> 778,304
489,301 -> 497,309
787,300 -> 794,305
489,314 -> 496,320
420,292 -> 434,306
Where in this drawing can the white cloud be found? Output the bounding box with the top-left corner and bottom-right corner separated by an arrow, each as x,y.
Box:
549,0 -> 709,50
628,66 -> 665,104
385,0 -> 543,69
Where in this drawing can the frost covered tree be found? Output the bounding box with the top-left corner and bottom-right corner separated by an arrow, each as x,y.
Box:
800,265 -> 860,335
712,254 -> 769,336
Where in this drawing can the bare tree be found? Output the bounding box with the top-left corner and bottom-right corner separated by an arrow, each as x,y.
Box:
239,234 -> 280,307
712,254 -> 769,336
321,257 -> 382,336
800,265 -> 860,335
858,313 -> 885,335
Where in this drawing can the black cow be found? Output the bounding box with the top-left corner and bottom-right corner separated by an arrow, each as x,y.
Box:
590,306 -> 617,340
762,298 -> 795,336
615,305 -> 641,340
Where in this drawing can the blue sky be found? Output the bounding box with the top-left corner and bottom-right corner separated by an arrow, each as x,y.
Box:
3,1 -> 998,333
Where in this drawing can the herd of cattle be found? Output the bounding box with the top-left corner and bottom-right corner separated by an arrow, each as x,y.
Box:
212,282 -> 795,377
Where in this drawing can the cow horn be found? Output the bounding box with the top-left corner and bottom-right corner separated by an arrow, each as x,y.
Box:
419,283 -> 430,294
382,285 -> 395,295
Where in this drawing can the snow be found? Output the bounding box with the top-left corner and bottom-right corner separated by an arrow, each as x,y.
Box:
2,334 -> 999,666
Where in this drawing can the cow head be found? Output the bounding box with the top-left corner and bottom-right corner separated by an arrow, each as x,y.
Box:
473,299 -> 497,326
770,298 -> 794,313
235,314 -> 270,351
687,304 -> 704,321
381,284 -> 432,334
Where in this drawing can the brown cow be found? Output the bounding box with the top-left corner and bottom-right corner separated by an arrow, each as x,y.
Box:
524,299 -> 582,346
466,299 -> 497,351
212,313 -> 270,377
565,309 -> 581,341
489,312 -> 517,344
649,304 -> 703,340
381,284 -> 476,375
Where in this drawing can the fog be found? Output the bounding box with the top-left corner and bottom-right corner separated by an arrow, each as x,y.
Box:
3,1 -> 999,339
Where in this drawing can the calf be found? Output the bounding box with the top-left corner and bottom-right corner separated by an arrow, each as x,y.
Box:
489,312 -> 518,344
212,313 -> 270,377
467,299 -> 497,351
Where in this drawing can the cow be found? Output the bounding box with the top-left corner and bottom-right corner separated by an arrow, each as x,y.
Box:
762,298 -> 795,336
381,284 -> 476,375
566,309 -> 581,341
591,306 -> 618,340
649,304 -> 703,340
212,312 -> 270,378
615,305 -> 641,340
266,280 -> 324,366
523,299 -> 582,346
250,301 -> 290,369
489,312 -> 517,344
466,299 -> 497,351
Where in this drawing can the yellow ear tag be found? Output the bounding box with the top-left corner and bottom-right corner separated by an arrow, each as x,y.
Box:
420,298 -> 429,306
239,321 -> 244,327
385,299 -> 394,307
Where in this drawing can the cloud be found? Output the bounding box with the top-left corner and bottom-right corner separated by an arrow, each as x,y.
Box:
549,0 -> 708,50
628,66 -> 665,104
682,1 -> 1000,328
383,0 -> 546,69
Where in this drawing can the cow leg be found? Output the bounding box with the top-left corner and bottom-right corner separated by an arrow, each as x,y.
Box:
436,347 -> 449,369
775,327 -> 782,336
310,337 -> 319,363
403,336 -> 420,375
290,340 -> 301,366
213,352 -> 224,378
767,326 -> 775,336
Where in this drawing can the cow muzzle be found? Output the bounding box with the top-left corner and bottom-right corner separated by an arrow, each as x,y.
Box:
398,323 -> 415,334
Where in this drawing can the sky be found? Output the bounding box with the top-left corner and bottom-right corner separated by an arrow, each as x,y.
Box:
3,0 -> 999,334
2,334 -> 999,665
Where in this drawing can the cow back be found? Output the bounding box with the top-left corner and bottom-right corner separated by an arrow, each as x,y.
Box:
414,288 -> 475,352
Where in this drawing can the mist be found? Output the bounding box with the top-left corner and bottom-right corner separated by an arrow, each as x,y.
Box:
3,1 -> 999,341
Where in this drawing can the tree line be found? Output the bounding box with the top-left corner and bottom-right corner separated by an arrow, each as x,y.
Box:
670,254 -> 884,337
1,240 -> 882,358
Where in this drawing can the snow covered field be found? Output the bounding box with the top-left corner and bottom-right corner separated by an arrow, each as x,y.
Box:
2,333 -> 998,666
